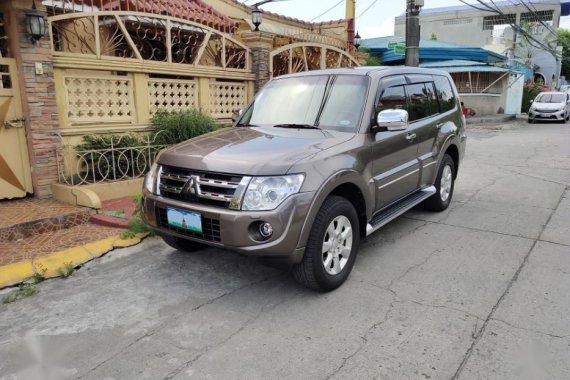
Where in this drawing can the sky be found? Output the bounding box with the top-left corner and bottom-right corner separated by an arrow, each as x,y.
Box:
237,0 -> 570,38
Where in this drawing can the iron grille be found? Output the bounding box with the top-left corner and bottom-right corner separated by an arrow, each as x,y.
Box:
159,166 -> 243,208
157,208 -> 221,242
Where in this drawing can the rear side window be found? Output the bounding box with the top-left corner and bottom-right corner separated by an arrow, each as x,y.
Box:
433,76 -> 457,113
377,85 -> 407,112
405,83 -> 438,121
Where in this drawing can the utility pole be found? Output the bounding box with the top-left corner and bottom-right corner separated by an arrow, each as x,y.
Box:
405,0 -> 422,67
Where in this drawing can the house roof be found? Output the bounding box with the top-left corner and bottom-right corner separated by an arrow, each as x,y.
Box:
362,36 -> 508,64
396,0 -> 570,18
222,0 -> 349,28
94,0 -> 239,32
420,60 -> 518,73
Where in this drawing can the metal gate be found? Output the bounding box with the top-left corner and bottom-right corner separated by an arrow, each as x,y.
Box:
270,42 -> 359,78
0,58 -> 33,199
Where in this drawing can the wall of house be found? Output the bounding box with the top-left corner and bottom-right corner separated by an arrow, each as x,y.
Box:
458,75 -> 512,116
394,2 -> 562,49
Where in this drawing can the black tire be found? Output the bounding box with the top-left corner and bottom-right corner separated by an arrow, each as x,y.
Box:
161,235 -> 207,252
423,154 -> 456,212
292,196 -> 360,292
528,118 -> 533,124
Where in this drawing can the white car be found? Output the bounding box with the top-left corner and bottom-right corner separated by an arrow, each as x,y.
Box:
528,92 -> 570,123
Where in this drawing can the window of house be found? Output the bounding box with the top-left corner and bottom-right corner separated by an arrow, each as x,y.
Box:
482,14 -> 516,30
520,10 -> 554,24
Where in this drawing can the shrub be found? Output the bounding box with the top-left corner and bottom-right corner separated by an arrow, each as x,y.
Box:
522,82 -> 545,113
150,109 -> 220,145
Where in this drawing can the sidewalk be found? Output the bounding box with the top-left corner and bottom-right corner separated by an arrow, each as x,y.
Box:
0,197 -> 147,288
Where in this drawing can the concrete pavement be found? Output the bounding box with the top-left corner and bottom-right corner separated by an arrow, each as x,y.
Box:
0,121 -> 568,380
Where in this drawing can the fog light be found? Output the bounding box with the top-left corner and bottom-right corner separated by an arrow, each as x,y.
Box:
259,222 -> 273,238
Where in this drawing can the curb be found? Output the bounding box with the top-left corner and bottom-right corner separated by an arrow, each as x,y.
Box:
0,233 -> 150,289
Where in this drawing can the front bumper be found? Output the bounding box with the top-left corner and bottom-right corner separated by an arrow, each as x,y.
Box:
529,109 -> 566,121
142,190 -> 315,263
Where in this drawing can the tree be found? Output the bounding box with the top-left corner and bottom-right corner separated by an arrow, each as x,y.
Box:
558,29 -> 570,79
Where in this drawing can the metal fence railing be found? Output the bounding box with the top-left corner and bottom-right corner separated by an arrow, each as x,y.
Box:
57,135 -> 167,186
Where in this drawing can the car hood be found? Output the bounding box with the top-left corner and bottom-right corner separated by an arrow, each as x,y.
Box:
533,102 -> 565,110
158,127 -> 355,175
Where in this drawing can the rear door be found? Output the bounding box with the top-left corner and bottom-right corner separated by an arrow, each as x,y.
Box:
404,77 -> 442,188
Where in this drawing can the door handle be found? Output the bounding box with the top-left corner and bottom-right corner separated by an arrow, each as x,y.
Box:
406,132 -> 416,142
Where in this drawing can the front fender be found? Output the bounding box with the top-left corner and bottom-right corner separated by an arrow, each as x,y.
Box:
296,170 -> 373,249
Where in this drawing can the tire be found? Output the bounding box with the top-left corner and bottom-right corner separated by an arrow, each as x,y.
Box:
161,235 -> 207,252
292,196 -> 360,292
423,154 -> 456,212
528,118 -> 533,124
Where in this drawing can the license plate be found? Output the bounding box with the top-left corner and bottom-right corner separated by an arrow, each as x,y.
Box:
166,208 -> 202,233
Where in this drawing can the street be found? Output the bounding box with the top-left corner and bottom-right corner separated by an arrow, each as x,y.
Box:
1,121 -> 569,380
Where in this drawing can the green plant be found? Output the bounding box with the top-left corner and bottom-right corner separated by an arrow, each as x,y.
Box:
32,263 -> 48,284
150,110 -> 220,145
2,283 -> 38,304
119,194 -> 153,240
58,262 -> 75,278
360,47 -> 381,66
522,82 -> 544,113
2,293 -> 18,304
18,283 -> 37,297
430,33 -> 438,41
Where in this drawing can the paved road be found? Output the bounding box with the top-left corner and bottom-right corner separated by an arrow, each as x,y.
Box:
1,122 -> 569,380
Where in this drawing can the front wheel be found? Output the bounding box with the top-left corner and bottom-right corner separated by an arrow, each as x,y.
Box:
293,196 -> 360,292
423,154 -> 456,212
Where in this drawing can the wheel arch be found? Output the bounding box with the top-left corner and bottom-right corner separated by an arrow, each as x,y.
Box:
297,171 -> 372,249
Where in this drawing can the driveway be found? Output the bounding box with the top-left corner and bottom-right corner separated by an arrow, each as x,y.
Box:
1,122 -> 569,380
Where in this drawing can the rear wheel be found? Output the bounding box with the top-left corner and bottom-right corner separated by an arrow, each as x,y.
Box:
161,235 -> 206,252
423,154 -> 456,212
293,196 -> 360,292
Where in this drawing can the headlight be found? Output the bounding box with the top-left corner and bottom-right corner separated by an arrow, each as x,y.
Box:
242,174 -> 305,211
143,162 -> 160,194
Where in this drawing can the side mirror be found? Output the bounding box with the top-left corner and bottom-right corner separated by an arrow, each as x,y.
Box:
375,109 -> 409,132
529,100 -> 534,104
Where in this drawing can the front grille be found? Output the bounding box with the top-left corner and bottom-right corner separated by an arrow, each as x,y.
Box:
157,207 -> 221,242
159,166 -> 244,208
535,109 -> 557,113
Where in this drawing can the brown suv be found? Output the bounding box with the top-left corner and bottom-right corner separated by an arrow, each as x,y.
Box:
142,67 -> 467,291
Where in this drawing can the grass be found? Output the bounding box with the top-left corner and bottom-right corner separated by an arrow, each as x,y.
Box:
119,194 -> 153,240
58,262 -> 75,279
2,283 -> 38,304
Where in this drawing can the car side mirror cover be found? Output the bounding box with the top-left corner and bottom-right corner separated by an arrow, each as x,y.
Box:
375,109 -> 409,132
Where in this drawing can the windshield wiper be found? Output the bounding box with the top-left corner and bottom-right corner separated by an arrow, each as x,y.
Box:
273,124 -> 321,130
236,123 -> 258,127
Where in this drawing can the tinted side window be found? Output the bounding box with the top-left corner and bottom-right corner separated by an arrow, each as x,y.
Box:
377,85 -> 407,112
425,82 -> 438,115
433,76 -> 457,113
405,83 -> 430,121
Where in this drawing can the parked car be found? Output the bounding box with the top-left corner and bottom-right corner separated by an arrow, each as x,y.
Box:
528,91 -> 570,123
559,84 -> 570,95
142,67 -> 467,291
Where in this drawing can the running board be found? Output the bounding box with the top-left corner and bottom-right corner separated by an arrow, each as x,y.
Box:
366,186 -> 436,236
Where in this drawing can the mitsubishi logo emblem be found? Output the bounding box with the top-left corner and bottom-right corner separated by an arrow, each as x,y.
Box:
184,175 -> 201,197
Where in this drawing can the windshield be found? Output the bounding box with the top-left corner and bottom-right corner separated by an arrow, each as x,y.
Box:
536,93 -> 565,103
239,75 -> 369,131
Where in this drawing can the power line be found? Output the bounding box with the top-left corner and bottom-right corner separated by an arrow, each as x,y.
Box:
357,0 -> 380,19
310,0 -> 344,22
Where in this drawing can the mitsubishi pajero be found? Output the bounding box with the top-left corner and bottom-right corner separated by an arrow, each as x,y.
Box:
142,67 -> 467,291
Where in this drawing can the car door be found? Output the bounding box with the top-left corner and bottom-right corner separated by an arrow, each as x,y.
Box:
371,77 -> 420,211
405,79 -> 442,188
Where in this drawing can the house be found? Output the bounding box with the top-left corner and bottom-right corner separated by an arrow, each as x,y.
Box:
361,37 -> 525,116
0,0 -> 360,202
394,0 -> 570,85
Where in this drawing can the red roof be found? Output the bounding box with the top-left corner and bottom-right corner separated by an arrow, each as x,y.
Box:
95,0 -> 238,32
